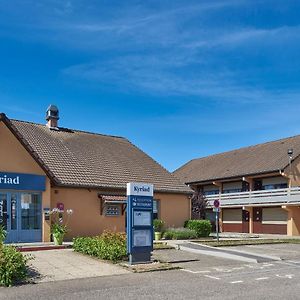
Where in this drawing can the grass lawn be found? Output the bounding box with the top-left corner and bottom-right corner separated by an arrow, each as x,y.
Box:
195,239 -> 300,247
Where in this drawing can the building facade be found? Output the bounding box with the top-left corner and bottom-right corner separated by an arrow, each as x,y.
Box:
0,106 -> 191,243
174,136 -> 300,236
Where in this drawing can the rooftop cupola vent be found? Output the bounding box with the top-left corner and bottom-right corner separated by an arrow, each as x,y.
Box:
46,104 -> 59,129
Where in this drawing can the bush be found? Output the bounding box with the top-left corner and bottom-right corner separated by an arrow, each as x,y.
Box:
0,246 -> 29,287
0,225 -> 6,245
163,228 -> 197,240
153,219 -> 164,232
73,231 -> 127,262
184,220 -> 212,237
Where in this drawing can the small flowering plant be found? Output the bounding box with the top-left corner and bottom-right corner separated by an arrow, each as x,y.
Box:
50,208 -> 73,244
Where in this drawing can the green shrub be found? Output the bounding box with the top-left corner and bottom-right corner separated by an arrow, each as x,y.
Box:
0,225 -> 6,246
73,231 -> 127,262
184,220 -> 212,237
153,219 -> 164,232
163,228 -> 197,240
0,246 -> 29,287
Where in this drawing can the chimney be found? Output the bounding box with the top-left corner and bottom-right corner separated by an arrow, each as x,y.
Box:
46,105 -> 59,129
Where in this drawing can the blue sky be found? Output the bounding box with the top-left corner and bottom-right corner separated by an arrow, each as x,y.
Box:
0,1 -> 300,171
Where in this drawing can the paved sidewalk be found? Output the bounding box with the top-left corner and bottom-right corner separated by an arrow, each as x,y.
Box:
25,249 -> 129,283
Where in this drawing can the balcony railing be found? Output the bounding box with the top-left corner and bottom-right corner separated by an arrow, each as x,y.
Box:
206,187 -> 300,208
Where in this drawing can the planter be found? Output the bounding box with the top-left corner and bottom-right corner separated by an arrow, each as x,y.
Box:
154,232 -> 162,241
53,234 -> 64,245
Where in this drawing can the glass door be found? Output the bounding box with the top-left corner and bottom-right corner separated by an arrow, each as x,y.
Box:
0,192 -> 42,243
19,193 -> 42,243
0,193 -> 8,235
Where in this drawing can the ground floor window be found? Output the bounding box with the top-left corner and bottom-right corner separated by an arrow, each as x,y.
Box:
262,207 -> 287,224
153,200 -> 159,219
222,208 -> 242,223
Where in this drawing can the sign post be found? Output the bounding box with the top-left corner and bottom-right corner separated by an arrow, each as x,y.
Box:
127,182 -> 153,265
213,199 -> 220,243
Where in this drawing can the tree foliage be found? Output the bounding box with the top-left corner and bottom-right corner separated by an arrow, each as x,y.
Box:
191,188 -> 207,219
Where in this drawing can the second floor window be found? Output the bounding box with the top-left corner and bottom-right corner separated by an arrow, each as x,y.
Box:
223,188 -> 242,194
263,183 -> 288,190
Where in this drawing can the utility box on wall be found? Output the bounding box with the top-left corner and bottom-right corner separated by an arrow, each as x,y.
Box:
126,182 -> 153,264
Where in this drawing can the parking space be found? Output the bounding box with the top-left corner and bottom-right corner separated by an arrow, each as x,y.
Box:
220,243 -> 300,260
180,260 -> 300,286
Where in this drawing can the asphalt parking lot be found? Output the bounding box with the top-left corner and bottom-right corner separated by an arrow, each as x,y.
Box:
3,243 -> 300,299
220,243 -> 300,260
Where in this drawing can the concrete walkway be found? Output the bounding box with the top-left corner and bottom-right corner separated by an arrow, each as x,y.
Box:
25,249 -> 129,283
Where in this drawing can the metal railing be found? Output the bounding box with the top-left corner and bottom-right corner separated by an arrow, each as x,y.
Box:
206,187 -> 300,207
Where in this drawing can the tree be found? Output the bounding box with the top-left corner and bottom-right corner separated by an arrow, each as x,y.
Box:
191,188 -> 207,220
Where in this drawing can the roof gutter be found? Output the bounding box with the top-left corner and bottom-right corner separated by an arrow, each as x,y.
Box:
185,169 -> 283,185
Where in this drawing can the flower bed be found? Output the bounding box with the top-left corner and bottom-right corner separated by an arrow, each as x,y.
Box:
73,231 -> 127,262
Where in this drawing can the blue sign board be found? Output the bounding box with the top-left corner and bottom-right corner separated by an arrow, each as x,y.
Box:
127,183 -> 153,264
0,172 -> 46,191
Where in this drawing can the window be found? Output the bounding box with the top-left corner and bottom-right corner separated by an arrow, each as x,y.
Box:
203,190 -> 219,196
263,183 -> 288,190
222,209 -> 242,224
105,205 -> 120,216
153,200 -> 159,219
21,193 -> 41,230
223,188 -> 242,194
262,208 -> 287,224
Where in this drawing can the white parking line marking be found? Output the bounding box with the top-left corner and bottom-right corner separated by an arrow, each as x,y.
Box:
276,274 -> 294,279
204,275 -> 220,280
231,281 -> 243,284
181,269 -> 211,274
232,267 -> 245,271
255,277 -> 269,281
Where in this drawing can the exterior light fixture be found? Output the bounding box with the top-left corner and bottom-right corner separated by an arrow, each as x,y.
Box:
288,148 -> 294,159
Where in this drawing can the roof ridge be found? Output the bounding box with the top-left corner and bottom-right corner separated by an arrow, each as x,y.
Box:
188,133 -> 300,164
10,118 -> 125,139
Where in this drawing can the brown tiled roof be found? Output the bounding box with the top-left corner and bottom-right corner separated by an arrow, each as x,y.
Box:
0,114 -> 190,194
174,135 -> 300,184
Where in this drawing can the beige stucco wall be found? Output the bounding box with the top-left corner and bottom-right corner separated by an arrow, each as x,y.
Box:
52,188 -> 191,240
156,192 -> 190,228
51,187 -> 126,240
0,121 -> 51,241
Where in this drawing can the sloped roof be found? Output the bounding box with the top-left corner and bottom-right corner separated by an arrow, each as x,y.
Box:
0,114 -> 190,194
174,135 -> 300,184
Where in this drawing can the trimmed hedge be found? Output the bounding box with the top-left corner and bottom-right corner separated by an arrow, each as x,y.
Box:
73,231 -> 127,262
163,228 -> 198,240
184,220 -> 212,237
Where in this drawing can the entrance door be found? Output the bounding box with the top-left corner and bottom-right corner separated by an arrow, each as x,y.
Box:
0,193 -> 8,234
0,192 -> 42,243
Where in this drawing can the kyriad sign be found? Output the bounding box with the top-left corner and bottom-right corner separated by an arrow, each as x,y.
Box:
126,183 -> 154,197
126,182 -> 154,265
0,172 -> 46,191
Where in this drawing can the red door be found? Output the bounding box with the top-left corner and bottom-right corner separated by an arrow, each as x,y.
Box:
242,210 -> 250,233
253,207 -> 263,233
